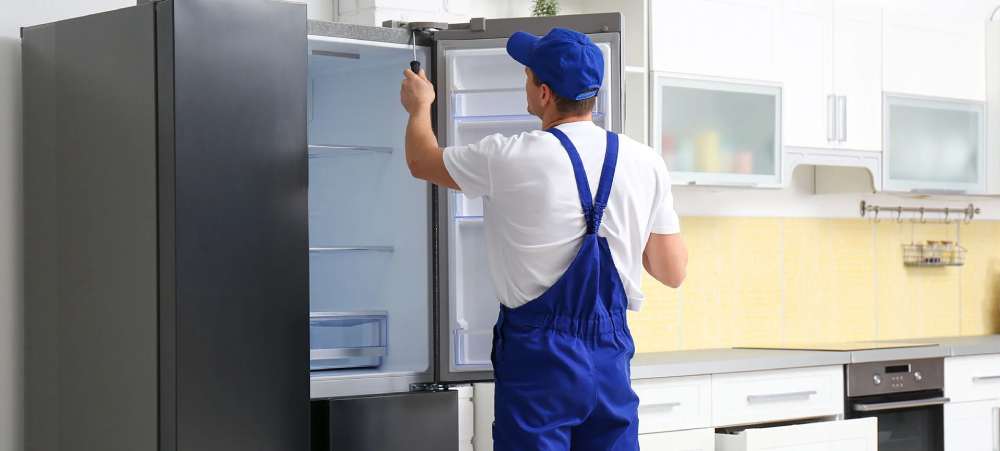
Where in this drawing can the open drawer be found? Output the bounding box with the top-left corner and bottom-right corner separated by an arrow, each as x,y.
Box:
716,417 -> 877,451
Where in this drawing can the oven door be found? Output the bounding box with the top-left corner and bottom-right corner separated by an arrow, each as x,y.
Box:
846,390 -> 948,451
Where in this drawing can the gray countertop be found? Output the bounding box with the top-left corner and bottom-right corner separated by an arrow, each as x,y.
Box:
630,335 -> 1000,379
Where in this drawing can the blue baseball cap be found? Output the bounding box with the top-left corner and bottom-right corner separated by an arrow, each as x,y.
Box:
506,28 -> 604,101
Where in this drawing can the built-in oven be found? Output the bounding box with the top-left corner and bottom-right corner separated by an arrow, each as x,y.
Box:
844,358 -> 948,451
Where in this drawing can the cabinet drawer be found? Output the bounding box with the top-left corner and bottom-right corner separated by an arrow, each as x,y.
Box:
946,355 -> 1000,403
716,417 -> 876,451
639,427 -> 715,451
634,375 -> 712,433
712,365 -> 844,427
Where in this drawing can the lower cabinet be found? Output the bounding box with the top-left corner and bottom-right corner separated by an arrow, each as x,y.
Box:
945,399 -> 1000,451
639,428 -> 715,451
716,417 -> 877,451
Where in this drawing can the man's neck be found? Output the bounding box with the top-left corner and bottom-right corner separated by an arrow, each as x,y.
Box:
542,113 -> 593,130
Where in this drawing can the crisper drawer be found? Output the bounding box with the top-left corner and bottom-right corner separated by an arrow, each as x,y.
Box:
633,375 -> 712,434
716,417 -> 877,451
711,365 -> 844,427
309,311 -> 387,371
946,354 -> 1000,402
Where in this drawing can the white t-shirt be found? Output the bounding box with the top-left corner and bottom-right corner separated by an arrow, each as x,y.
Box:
442,120 -> 680,311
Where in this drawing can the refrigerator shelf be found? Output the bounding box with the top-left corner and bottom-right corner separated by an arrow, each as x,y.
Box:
309,246 -> 394,253
450,86 -> 525,95
308,144 -> 393,157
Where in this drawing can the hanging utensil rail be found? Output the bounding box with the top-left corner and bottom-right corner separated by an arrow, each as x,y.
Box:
859,200 -> 980,224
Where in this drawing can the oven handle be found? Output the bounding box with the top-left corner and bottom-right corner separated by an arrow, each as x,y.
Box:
852,396 -> 950,412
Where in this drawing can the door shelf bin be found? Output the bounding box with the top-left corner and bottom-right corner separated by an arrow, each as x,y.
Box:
310,311 -> 388,371
454,328 -> 493,368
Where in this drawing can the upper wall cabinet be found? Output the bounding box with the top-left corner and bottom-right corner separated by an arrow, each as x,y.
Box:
650,0 -> 782,82
781,0 -> 882,152
883,2 -> 988,101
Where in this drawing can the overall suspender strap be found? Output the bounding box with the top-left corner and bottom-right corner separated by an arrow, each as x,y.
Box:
592,131 -> 619,229
546,127 -> 593,225
545,127 -> 620,233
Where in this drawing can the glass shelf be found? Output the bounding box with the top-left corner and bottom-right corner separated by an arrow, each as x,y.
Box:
309,246 -> 394,253
308,144 -> 393,158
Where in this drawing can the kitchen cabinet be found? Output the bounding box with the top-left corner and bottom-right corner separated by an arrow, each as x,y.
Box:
945,399 -> 1000,451
882,94 -> 986,193
944,355 -> 1000,451
651,74 -> 782,186
633,375 -> 713,433
716,417 -> 877,451
711,365 -> 844,427
649,0 -> 782,83
639,428 -> 715,451
883,2 -> 988,102
781,0 -> 881,152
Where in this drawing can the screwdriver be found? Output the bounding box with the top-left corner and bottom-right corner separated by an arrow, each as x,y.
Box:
410,31 -> 421,74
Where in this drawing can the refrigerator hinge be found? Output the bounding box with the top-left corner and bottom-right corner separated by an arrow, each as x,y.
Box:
410,383 -> 451,392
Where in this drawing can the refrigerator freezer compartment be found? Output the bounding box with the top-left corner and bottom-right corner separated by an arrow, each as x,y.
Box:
310,311 -> 388,371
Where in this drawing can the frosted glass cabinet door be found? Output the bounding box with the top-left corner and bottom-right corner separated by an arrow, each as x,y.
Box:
883,94 -> 986,193
653,75 -> 781,186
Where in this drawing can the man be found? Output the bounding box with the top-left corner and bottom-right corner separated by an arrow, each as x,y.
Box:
400,27 -> 688,451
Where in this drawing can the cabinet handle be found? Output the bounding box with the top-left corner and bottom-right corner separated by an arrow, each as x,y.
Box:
837,95 -> 847,142
974,375 -> 1000,383
853,396 -> 949,412
746,390 -> 817,404
994,406 -> 999,451
827,94 -> 836,142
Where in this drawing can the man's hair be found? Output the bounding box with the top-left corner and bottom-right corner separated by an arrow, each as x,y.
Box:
530,71 -> 597,116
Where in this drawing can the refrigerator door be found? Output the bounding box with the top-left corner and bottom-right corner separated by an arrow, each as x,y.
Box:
306,21 -> 436,398
433,14 -> 623,383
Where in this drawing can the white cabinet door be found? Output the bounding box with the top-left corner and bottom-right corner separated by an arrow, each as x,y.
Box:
780,0 -> 834,150
947,354 -> 1000,403
945,400 -> 1000,451
712,365 -> 844,427
716,417 -> 877,451
650,0 -> 781,82
633,375 -> 712,434
831,0 -> 882,152
883,3 -> 987,101
639,428 -> 715,451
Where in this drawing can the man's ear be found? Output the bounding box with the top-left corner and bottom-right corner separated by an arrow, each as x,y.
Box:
540,83 -> 554,108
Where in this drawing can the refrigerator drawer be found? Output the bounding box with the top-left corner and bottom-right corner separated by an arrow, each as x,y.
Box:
310,311 -> 388,371
311,391 -> 458,451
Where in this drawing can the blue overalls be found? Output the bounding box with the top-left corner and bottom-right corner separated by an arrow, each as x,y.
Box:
491,128 -> 640,451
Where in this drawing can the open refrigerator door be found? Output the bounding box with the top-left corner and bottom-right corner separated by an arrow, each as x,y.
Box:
433,14 -> 623,383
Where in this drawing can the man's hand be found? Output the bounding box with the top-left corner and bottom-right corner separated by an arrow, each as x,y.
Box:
400,68 -> 435,114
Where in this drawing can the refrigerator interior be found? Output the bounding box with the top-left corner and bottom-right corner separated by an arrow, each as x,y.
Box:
443,40 -> 614,373
307,36 -> 431,377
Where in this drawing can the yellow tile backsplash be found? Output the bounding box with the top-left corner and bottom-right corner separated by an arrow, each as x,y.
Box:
629,217 -> 1000,354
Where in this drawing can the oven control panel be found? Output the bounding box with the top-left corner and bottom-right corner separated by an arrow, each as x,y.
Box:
847,358 -> 944,397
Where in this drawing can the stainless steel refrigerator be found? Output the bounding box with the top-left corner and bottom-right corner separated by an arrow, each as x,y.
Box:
22,1 -> 622,449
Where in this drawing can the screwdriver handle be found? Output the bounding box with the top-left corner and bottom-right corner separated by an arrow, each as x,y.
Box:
410,60 -> 421,74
